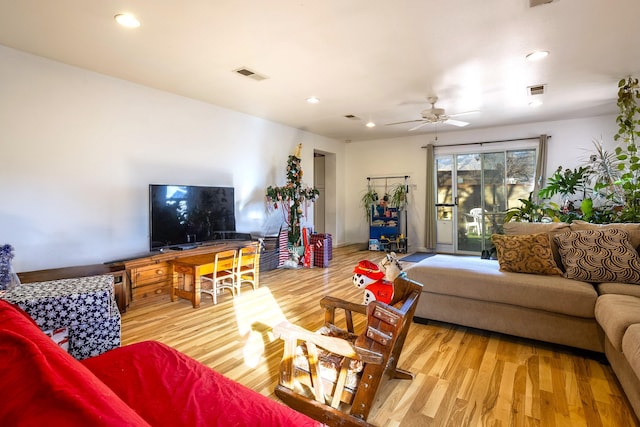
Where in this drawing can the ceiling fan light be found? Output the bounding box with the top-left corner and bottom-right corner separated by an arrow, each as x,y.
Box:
115,13 -> 140,28
526,50 -> 549,61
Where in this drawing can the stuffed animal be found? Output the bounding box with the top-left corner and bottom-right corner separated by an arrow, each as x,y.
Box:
282,248 -> 301,269
352,259 -> 394,305
379,251 -> 404,282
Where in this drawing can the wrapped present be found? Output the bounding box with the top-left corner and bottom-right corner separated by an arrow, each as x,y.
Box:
313,233 -> 333,259
311,234 -> 330,268
3,275 -> 115,329
43,327 -> 70,352
2,275 -> 120,359
278,227 -> 289,267
69,303 -> 121,360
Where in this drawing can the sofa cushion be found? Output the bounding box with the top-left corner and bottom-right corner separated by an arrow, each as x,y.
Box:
597,282 -> 640,298
570,220 -> 640,251
0,300 -> 150,426
405,254 -> 598,318
595,294 -> 640,351
554,229 -> 640,285
622,324 -> 640,382
491,233 -> 563,276
503,221 -> 570,270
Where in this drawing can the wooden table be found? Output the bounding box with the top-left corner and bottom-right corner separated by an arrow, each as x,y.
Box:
171,253 -> 228,308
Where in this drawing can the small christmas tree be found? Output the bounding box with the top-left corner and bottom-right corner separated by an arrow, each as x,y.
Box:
266,144 -> 319,247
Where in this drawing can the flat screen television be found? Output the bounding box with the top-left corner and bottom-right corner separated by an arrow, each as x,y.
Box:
149,184 -> 236,251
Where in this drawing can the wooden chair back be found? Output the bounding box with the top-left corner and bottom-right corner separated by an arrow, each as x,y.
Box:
274,275 -> 422,427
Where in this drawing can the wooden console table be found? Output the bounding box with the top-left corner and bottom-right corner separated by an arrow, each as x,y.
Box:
107,241 -> 253,310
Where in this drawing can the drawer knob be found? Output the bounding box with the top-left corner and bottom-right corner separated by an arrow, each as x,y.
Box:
156,269 -> 163,275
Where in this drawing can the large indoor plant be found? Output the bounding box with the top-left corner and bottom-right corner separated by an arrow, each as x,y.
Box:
614,76 -> 640,222
506,76 -> 640,224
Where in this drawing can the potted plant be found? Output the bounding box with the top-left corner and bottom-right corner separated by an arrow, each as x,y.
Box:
389,183 -> 408,210
360,188 -> 378,221
503,192 -> 557,223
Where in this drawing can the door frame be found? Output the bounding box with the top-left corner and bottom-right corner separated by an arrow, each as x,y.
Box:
433,141 -> 539,254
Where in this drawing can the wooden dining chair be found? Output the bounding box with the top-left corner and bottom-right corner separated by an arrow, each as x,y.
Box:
235,245 -> 260,294
273,275 -> 422,427
200,249 -> 236,304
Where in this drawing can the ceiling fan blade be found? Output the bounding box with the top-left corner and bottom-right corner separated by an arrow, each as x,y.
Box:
448,110 -> 480,118
444,119 -> 470,127
385,119 -> 424,126
409,122 -> 431,131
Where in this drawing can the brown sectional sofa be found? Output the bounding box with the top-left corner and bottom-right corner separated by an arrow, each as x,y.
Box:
405,220 -> 640,419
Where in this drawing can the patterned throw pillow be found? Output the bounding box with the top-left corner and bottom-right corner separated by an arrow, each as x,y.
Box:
491,233 -> 563,276
570,220 -> 640,250
503,222 -> 570,271
553,229 -> 640,285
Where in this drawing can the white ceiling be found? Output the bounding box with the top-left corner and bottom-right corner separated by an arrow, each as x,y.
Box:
1,0 -> 638,141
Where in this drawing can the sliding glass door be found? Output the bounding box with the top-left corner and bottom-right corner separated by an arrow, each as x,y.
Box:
435,146 -> 537,254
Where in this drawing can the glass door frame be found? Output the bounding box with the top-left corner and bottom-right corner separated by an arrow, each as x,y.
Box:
434,141 -> 539,255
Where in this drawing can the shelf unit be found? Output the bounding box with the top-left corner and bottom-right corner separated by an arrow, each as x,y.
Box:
366,176 -> 409,253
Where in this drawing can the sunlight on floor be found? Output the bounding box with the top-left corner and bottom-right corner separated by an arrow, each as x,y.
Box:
233,286 -> 287,368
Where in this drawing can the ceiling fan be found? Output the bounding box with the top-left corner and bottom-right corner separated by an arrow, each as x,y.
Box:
385,96 -> 477,131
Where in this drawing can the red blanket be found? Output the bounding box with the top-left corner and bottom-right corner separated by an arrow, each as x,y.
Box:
0,299 -> 320,426
0,300 -> 150,426
81,340 -> 322,427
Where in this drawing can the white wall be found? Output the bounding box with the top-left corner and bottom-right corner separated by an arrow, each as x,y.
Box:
0,46 -> 345,272
0,44 -> 622,271
345,115 -> 619,252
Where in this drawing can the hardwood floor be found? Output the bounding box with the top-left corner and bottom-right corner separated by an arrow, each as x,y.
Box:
121,245 -> 639,426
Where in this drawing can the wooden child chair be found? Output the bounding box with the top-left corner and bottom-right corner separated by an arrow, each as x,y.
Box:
273,275 -> 422,427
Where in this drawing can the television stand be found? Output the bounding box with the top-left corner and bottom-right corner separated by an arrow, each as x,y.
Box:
106,241 -> 255,310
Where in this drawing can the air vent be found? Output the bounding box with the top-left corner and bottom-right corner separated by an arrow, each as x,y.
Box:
233,67 -> 268,81
344,114 -> 361,120
527,84 -> 546,96
529,0 -> 554,7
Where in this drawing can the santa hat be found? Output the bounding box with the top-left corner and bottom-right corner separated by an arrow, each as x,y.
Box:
353,260 -> 385,281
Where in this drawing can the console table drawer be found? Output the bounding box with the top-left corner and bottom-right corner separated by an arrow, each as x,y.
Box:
131,262 -> 171,288
131,282 -> 171,305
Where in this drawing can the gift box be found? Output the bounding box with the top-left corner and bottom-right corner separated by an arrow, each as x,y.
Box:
3,275 -> 115,329
313,233 -> 333,259
69,303 -> 121,360
43,327 -> 70,352
311,234 -> 330,268
2,275 -> 120,360
278,227 -> 289,267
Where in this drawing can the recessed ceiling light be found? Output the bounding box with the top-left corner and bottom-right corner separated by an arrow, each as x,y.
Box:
115,14 -> 140,28
526,50 -> 549,61
366,121 -> 376,128
306,97 -> 320,104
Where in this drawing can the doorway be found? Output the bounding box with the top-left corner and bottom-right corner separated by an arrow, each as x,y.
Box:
314,153 -> 326,233
435,144 -> 537,254
313,150 -> 337,239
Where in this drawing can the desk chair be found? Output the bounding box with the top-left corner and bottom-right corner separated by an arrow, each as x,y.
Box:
200,249 -> 236,304
235,245 -> 259,294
